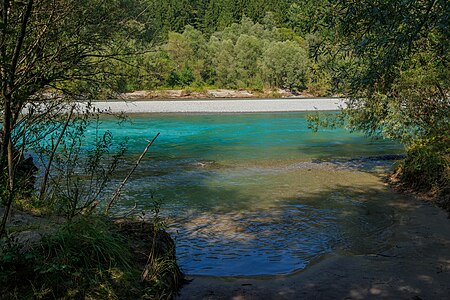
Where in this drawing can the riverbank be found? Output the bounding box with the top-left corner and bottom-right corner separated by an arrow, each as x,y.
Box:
119,89 -> 317,100
176,194 -> 450,299
1,211 -> 184,298
90,98 -> 345,113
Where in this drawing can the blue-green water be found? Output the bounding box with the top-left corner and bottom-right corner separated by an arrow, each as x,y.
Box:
87,112 -> 403,276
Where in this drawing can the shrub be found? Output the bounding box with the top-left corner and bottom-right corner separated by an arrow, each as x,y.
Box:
0,214 -> 184,299
399,135 -> 450,195
0,215 -> 135,299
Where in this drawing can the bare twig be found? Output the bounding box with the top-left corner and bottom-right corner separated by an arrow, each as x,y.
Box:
38,104 -> 75,201
105,132 -> 160,215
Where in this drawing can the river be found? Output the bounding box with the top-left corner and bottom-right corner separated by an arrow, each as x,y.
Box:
84,112 -> 404,276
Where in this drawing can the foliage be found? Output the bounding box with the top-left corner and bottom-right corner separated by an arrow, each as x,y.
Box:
260,41 -> 309,91
114,16 -> 324,93
0,1 -> 185,298
40,116 -> 128,219
399,134 -> 449,194
332,0 -> 450,193
142,0 -> 296,35
0,215 -> 135,299
62,0 -> 345,95
0,214 -> 184,299
0,0 -> 147,236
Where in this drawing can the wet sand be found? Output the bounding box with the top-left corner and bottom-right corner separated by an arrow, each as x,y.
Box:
89,98 -> 345,113
176,197 -> 450,299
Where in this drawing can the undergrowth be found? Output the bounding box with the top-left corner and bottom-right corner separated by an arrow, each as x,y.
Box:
0,215 -> 183,299
390,134 -> 450,211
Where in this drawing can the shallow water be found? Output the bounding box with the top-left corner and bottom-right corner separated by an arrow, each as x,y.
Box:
87,112 -> 404,276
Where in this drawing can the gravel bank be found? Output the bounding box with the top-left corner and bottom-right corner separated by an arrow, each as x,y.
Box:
90,98 -> 345,113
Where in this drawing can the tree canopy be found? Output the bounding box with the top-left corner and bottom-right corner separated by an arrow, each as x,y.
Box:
0,0 -> 143,236
333,0 -> 449,193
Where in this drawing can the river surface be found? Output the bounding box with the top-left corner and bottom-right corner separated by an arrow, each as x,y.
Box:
86,112 -> 404,276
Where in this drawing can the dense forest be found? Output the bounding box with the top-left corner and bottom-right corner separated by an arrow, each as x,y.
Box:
102,0 -> 337,95
137,0 -> 316,36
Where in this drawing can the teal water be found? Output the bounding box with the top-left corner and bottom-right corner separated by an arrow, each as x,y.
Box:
86,112 -> 404,276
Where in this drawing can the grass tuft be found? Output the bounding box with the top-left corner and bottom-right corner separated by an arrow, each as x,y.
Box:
1,214 -> 184,299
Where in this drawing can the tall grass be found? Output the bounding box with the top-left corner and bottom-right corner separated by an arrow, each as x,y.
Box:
0,214 -> 183,299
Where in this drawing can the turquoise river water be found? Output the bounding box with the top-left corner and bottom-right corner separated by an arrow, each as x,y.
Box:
85,112 -> 404,276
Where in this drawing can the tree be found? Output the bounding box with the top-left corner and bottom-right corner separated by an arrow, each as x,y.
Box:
261,40 -> 309,91
208,37 -> 237,87
164,26 -> 209,87
0,0 -> 140,237
234,34 -> 264,87
334,0 -> 449,193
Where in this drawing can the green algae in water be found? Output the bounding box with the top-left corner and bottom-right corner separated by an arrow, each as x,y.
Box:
85,112 -> 404,276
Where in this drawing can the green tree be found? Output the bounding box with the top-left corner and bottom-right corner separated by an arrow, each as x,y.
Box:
234,34 -> 264,88
208,37 -> 237,87
164,26 -> 209,87
287,0 -> 332,35
0,0 -> 141,236
335,0 -> 449,193
261,41 -> 309,91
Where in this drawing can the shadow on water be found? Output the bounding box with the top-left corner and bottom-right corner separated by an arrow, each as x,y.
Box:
90,113 -> 406,276
175,192 -> 450,299
311,154 -> 406,173
114,161 -> 408,276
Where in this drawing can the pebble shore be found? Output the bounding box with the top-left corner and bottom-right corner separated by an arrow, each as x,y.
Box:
90,98 -> 346,113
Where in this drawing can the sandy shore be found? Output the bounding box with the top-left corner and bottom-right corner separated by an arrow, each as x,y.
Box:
175,196 -> 450,299
10,194 -> 447,300
89,98 -> 345,113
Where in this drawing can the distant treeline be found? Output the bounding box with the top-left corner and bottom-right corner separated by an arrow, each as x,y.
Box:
142,0 -> 322,37
106,0 -> 340,95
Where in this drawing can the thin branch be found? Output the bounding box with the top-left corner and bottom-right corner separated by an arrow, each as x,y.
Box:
105,132 -> 160,215
7,0 -> 34,95
38,104 -> 75,201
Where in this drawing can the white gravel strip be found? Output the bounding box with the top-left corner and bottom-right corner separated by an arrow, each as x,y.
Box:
89,98 -> 346,113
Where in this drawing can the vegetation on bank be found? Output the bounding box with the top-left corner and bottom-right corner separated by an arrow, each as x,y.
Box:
1,215 -> 183,299
111,17 -> 334,96
0,1 -> 183,298
307,0 -> 449,200
334,0 -> 449,199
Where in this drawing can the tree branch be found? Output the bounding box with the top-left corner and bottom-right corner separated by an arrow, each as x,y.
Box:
38,104 -> 75,201
105,132 -> 160,215
7,0 -> 34,96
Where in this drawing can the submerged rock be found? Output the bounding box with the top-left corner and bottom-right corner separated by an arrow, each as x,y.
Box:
193,160 -> 221,169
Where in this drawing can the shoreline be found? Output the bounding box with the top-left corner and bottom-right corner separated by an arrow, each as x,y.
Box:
89,98 -> 346,113
176,195 -> 450,299
118,88 -> 322,100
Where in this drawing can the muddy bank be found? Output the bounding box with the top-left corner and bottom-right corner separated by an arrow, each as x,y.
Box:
176,196 -> 450,299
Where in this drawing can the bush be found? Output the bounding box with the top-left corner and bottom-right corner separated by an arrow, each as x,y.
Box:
0,216 -> 135,299
0,214 -> 184,299
397,135 -> 449,196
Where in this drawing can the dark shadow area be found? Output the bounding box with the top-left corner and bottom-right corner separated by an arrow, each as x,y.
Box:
311,154 -> 406,173
116,158 -> 414,277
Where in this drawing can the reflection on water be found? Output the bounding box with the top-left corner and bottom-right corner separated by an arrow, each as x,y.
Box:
91,113 -> 403,276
